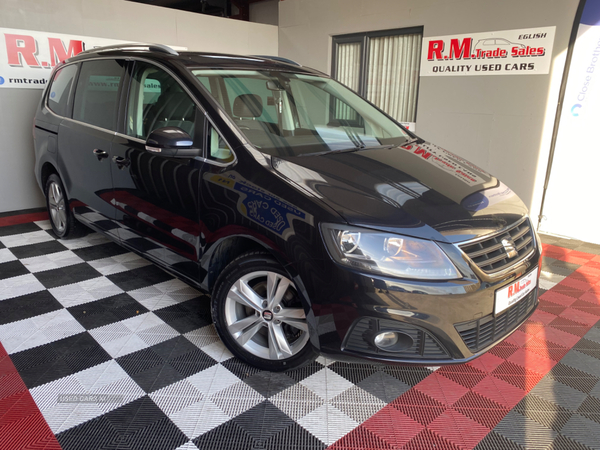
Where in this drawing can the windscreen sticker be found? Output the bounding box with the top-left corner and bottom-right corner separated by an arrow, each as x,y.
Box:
400,142 -> 488,186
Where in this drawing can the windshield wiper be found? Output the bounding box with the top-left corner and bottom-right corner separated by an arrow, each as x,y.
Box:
298,146 -> 362,157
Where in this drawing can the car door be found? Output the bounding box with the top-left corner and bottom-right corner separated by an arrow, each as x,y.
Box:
58,58 -> 126,229
110,60 -> 204,281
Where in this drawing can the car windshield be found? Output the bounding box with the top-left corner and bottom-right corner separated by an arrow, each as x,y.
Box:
191,69 -> 411,157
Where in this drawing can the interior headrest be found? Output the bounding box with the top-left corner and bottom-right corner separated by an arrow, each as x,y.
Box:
233,94 -> 263,118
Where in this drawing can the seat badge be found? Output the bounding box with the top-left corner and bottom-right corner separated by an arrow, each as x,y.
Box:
501,238 -> 518,259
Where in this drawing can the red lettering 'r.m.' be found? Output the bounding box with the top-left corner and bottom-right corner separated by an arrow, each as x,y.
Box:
427,40 -> 444,60
414,147 -> 432,160
48,38 -> 84,66
5,34 -> 39,67
449,38 -> 472,59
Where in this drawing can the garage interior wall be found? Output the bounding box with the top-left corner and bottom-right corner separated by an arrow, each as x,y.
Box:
0,0 -> 278,213
278,0 -> 580,224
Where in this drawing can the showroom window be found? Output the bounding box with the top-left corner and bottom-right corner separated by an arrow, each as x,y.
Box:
332,27 -> 423,123
72,59 -> 126,131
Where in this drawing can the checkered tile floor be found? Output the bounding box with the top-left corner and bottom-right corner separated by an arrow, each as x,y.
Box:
1,218 -> 600,450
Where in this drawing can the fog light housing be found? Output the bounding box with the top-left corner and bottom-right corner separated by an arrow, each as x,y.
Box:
373,330 -> 414,352
374,331 -> 399,349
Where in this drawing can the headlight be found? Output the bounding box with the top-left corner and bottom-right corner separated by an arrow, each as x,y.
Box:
321,223 -> 461,280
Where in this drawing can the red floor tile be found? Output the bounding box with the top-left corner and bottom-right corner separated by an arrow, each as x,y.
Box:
403,428 -> 464,450
507,348 -> 556,374
466,352 -> 505,373
472,375 -> 526,409
491,360 -> 545,392
452,391 -> 509,429
540,290 -> 578,307
361,406 -> 424,449
0,212 -> 48,227
390,390 -> 447,426
436,364 -> 487,389
428,408 -> 490,449
414,372 -> 470,407
559,306 -> 600,326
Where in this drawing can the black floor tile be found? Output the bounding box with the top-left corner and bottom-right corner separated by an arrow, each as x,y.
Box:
285,359 -> 326,383
384,365 -> 433,387
0,290 -> 63,325
0,222 -> 41,237
68,293 -> 149,330
71,241 -> 129,261
33,263 -> 103,289
513,393 -> 573,432
243,371 -> 297,398
193,419 -> 254,450
328,361 -> 381,384
57,396 -> 188,450
10,332 -> 112,388
107,265 -> 174,291
153,300 -> 212,334
116,342 -> 217,393
10,240 -> 68,259
0,260 -> 30,280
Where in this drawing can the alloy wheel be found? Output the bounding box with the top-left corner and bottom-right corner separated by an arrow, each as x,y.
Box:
48,181 -> 67,233
224,271 -> 309,361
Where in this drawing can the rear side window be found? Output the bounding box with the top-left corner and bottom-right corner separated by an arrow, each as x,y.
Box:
72,59 -> 125,130
47,64 -> 78,117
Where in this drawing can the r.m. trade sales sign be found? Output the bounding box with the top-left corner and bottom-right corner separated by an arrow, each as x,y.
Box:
0,28 -> 184,89
420,26 -> 556,76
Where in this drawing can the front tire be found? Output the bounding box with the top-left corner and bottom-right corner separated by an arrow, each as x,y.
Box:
45,173 -> 83,239
211,252 -> 317,371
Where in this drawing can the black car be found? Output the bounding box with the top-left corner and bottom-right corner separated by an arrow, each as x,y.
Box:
33,43 -> 541,371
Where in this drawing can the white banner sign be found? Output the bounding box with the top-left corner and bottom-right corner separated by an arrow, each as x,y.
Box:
420,26 -> 556,76
0,28 -> 184,89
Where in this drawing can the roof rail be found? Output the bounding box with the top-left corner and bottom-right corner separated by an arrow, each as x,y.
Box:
253,55 -> 302,66
79,43 -> 179,56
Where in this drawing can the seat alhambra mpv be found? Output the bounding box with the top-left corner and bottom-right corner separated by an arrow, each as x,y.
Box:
33,44 -> 541,371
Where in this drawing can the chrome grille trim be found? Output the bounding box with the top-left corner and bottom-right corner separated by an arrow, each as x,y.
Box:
458,217 -> 536,274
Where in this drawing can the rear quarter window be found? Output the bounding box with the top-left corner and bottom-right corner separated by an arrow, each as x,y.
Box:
47,64 -> 78,117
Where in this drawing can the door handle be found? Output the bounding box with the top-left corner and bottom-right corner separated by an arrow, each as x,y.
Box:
112,156 -> 130,169
93,149 -> 108,161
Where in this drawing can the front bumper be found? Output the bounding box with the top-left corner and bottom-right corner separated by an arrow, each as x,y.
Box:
304,243 -> 541,365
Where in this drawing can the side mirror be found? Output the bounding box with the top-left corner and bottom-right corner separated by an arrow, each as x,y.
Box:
145,127 -> 201,158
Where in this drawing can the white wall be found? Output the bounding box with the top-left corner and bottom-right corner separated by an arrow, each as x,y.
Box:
278,0 -> 579,223
250,0 -> 279,26
0,0 -> 278,213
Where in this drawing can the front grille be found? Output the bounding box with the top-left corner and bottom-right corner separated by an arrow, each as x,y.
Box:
459,218 -> 535,273
455,288 -> 538,353
343,317 -> 448,359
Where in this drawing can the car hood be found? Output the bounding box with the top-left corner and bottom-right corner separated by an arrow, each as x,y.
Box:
272,141 -> 528,243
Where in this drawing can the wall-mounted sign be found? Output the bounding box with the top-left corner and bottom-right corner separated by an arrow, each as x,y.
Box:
420,26 -> 556,76
0,28 -> 184,89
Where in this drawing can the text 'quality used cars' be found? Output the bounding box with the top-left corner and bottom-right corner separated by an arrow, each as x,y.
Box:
33,44 -> 541,371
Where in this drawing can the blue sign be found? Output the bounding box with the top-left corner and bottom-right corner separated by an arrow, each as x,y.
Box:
0,76 -> 4,85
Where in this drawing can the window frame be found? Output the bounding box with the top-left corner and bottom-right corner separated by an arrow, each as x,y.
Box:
71,58 -> 128,132
45,62 -> 80,119
118,57 -> 237,167
331,26 -> 423,123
